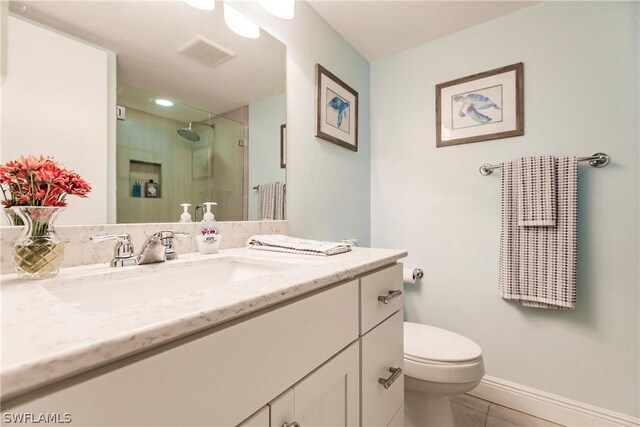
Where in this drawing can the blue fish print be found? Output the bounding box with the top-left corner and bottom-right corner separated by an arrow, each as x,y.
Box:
453,93 -> 500,124
328,96 -> 349,129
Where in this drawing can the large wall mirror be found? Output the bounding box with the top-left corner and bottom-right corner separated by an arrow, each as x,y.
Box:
2,1 -> 286,224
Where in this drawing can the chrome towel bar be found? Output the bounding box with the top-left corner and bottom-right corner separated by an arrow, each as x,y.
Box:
253,184 -> 287,190
479,152 -> 610,176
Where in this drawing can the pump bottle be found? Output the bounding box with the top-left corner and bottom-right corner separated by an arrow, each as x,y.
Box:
196,202 -> 221,254
179,203 -> 192,222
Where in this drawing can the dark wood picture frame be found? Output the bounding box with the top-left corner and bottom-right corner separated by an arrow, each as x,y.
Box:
436,62 -> 524,147
315,64 -> 359,152
280,124 -> 286,169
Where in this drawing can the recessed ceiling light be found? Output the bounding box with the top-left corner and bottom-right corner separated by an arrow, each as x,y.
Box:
259,0 -> 294,20
155,99 -> 174,107
224,2 -> 260,39
183,0 -> 215,11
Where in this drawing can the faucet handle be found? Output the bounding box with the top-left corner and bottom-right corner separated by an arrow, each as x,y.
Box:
90,233 -> 131,242
154,231 -> 189,239
90,233 -> 135,266
154,231 -> 190,260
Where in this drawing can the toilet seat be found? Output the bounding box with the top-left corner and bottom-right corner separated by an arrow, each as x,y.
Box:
404,322 -> 482,362
404,322 -> 484,384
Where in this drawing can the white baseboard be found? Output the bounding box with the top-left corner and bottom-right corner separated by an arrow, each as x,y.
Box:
468,375 -> 639,427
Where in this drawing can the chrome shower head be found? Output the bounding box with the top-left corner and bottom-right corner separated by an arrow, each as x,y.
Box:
177,123 -> 201,142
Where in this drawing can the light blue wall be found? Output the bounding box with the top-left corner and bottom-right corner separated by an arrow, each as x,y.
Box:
235,1 -> 371,246
248,93 -> 286,220
371,1 -> 639,417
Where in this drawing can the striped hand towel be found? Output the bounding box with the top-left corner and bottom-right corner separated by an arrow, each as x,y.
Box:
499,156 -> 578,310
516,156 -> 557,226
258,182 -> 286,220
246,234 -> 352,256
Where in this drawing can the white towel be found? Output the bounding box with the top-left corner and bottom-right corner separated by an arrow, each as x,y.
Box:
246,234 -> 352,256
499,156 -> 578,310
258,182 -> 285,220
516,156 -> 557,226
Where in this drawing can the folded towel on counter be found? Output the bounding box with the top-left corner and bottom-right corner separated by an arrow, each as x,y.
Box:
515,156 -> 557,226
499,156 -> 578,310
246,234 -> 352,256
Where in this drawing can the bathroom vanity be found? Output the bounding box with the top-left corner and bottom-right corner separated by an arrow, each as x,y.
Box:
1,247 -> 406,426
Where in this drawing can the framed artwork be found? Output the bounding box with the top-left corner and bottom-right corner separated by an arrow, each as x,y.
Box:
436,62 -> 524,147
315,64 -> 358,152
280,124 -> 287,168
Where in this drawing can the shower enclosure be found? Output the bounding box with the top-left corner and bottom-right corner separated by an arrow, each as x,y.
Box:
115,85 -> 246,223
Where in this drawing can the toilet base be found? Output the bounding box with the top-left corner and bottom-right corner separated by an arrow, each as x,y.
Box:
404,387 -> 454,427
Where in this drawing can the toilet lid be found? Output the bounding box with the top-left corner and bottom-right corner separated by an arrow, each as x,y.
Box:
404,322 -> 482,363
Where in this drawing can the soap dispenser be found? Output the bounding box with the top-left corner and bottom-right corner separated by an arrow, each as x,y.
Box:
196,202 -> 221,254
179,203 -> 192,223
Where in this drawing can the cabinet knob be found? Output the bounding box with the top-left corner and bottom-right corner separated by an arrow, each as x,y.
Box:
377,290 -> 402,304
282,422 -> 300,427
378,367 -> 402,389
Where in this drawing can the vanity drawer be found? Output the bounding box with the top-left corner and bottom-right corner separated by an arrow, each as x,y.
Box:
360,263 -> 403,334
361,310 -> 404,427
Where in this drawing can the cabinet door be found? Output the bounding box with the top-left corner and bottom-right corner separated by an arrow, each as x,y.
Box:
271,342 -> 359,427
361,310 -> 404,427
237,406 -> 270,427
269,389 -> 294,427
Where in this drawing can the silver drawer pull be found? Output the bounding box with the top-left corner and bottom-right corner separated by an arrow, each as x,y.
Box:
378,367 -> 402,389
377,290 -> 402,304
282,422 -> 300,427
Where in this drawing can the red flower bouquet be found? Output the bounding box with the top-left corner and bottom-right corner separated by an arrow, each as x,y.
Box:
1,156 -> 92,278
0,155 -> 91,210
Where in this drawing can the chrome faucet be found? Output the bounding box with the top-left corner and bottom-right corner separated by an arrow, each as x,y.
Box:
153,231 -> 187,261
91,231 -> 189,267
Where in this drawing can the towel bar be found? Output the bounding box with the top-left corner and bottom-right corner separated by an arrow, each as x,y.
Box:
479,152 -> 610,176
253,184 -> 287,190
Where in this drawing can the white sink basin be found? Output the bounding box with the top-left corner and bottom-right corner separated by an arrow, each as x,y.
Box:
44,257 -> 290,312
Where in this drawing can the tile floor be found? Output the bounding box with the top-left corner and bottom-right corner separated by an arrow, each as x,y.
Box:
450,394 -> 564,427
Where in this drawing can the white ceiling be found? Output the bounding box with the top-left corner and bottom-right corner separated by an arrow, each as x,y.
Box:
309,1 -> 537,61
10,1 -> 286,116
10,0 -> 537,116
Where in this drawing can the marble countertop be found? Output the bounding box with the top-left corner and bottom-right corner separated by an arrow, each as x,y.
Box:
1,246 -> 406,400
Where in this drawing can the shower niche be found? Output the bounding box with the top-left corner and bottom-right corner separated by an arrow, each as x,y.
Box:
116,84 -> 246,223
129,160 -> 161,199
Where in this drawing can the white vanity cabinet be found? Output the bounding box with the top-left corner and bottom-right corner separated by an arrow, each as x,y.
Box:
3,263 -> 404,427
241,341 -> 360,427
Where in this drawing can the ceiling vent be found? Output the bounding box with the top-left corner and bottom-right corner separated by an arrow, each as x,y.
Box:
178,36 -> 236,68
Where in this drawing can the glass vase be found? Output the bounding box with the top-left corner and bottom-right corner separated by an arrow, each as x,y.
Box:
11,206 -> 65,279
2,208 -> 24,226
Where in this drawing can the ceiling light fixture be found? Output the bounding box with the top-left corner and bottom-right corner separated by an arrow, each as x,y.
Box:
259,0 -> 294,20
155,99 -> 174,107
223,2 -> 260,39
183,0 -> 215,11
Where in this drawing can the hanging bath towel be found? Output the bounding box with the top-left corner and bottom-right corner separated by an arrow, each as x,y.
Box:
515,155 -> 557,226
499,156 -> 578,309
258,182 -> 286,220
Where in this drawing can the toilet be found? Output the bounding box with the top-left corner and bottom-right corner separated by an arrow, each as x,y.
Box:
403,322 -> 485,427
